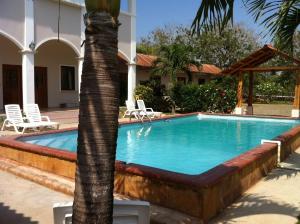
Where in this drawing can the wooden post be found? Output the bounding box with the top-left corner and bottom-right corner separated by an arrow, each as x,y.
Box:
234,72 -> 243,114
237,72 -> 243,107
292,70 -> 300,117
248,72 -> 254,106
247,71 -> 254,115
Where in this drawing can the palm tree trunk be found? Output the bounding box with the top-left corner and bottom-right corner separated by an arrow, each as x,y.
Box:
72,12 -> 119,224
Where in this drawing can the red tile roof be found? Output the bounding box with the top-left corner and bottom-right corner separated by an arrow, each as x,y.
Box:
136,53 -> 157,68
221,44 -> 300,75
189,64 -> 222,75
118,52 -> 221,75
125,53 -> 221,75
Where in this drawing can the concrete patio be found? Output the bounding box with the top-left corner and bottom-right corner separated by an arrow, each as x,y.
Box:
210,149 -> 300,224
0,170 -> 72,224
0,103 -> 294,134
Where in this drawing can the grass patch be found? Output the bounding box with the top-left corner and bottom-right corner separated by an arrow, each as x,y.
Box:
254,101 -> 293,105
119,107 -> 126,118
297,215 -> 300,224
0,115 -> 5,128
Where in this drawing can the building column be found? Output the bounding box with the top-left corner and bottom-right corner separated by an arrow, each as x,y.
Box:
127,63 -> 136,103
247,71 -> 254,115
22,51 -> 35,106
292,71 -> 300,117
78,6 -> 86,96
234,72 -> 244,115
78,57 -> 84,93
127,0 -> 137,104
22,0 -> 35,107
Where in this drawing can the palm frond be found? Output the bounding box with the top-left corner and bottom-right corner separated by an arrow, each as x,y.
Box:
245,0 -> 300,51
191,0 -> 235,34
152,44 -> 199,84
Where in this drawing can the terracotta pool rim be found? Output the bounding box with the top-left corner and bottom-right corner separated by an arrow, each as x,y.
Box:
0,112 -> 299,189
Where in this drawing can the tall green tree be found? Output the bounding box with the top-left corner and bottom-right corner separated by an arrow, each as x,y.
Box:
192,0 -> 300,51
72,0 -> 120,223
193,25 -> 259,69
137,24 -> 190,55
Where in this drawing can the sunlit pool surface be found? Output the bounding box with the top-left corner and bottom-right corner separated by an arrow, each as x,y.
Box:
19,115 -> 300,175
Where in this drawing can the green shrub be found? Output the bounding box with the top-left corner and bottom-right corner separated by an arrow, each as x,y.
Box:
255,81 -> 285,103
0,115 -> 5,128
134,84 -> 172,112
171,84 -> 202,112
134,85 -> 154,105
171,83 -> 236,113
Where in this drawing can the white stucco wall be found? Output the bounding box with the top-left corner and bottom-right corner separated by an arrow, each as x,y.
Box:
35,40 -> 79,108
0,0 -> 134,108
0,36 -> 22,109
0,0 -> 24,48
136,69 -> 213,87
35,0 -> 81,55
118,13 -> 132,61
35,1 -> 133,59
136,69 -> 169,85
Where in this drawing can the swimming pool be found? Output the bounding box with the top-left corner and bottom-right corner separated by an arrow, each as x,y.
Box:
19,114 -> 300,175
2,113 -> 300,220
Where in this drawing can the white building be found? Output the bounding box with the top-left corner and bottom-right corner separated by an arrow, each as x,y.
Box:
0,0 -> 137,109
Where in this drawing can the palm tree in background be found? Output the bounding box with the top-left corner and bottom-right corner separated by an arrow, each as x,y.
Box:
152,43 -> 198,84
192,0 -> 300,52
72,0 -> 120,223
151,43 -> 198,113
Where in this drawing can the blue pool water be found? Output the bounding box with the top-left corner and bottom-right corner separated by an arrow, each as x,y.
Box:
19,115 -> 300,175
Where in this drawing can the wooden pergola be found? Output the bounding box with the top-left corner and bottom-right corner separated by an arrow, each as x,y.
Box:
221,45 -> 300,117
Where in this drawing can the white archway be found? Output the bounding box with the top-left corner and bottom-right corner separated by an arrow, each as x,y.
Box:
0,30 -> 23,110
0,29 -> 23,49
35,38 -> 81,108
118,49 -> 131,63
36,37 -> 81,57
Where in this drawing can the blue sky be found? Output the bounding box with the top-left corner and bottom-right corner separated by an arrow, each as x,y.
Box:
122,0 -> 270,44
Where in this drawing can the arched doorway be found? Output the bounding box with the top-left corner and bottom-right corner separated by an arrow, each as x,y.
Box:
35,39 -> 80,108
0,34 -> 22,109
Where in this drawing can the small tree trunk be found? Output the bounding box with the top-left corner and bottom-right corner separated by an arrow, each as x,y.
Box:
186,71 -> 192,83
72,12 -> 119,224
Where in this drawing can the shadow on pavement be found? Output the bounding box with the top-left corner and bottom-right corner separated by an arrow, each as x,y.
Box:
210,194 -> 300,224
0,202 -> 38,224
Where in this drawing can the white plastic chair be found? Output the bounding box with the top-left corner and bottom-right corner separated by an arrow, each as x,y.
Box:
53,200 -> 150,224
23,104 -> 59,130
1,104 -> 41,134
137,100 -> 161,120
123,100 -> 140,119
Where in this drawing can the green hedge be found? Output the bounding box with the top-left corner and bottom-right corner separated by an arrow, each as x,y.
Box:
255,81 -> 286,103
171,83 -> 237,113
134,82 -> 236,113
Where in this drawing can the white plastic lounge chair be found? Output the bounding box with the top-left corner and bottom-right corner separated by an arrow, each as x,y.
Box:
123,100 -> 140,119
137,100 -> 161,120
1,104 -> 42,134
53,200 -> 150,224
24,104 -> 59,130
